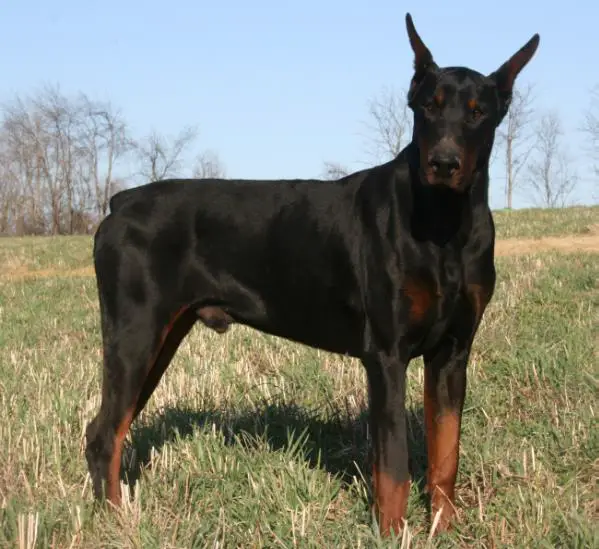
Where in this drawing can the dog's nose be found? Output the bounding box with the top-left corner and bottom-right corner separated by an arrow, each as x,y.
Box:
428,153 -> 461,178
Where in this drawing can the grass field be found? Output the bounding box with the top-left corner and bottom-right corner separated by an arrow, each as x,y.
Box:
0,206 -> 597,548
491,205 -> 598,240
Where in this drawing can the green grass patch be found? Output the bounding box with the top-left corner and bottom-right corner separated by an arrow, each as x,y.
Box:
0,235 -> 93,273
492,205 -> 598,239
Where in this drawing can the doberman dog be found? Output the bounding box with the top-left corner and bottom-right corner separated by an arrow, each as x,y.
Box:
85,14 -> 539,537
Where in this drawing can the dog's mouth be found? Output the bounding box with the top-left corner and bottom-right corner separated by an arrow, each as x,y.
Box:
423,169 -> 468,192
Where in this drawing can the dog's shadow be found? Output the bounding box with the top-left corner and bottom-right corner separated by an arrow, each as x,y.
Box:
123,402 -> 428,504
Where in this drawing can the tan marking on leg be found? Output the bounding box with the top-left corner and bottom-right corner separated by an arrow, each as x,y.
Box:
106,406 -> 136,506
372,466 -> 410,537
423,366 -> 437,492
428,411 -> 461,532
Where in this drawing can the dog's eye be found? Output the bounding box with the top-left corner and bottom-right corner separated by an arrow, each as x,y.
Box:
470,108 -> 484,121
424,101 -> 435,113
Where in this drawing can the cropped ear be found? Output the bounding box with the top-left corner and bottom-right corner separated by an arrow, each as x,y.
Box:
489,34 -> 540,113
405,13 -> 438,103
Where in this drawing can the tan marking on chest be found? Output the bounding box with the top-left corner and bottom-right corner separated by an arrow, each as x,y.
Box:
404,279 -> 439,323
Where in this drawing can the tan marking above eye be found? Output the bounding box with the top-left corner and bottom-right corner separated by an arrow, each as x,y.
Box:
467,98 -> 484,121
434,92 -> 444,106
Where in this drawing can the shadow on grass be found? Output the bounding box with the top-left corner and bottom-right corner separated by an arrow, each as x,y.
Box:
124,402 -> 427,502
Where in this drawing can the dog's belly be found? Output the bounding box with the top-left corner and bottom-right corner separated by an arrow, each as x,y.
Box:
191,277 -> 364,358
264,304 -> 363,357
235,292 -> 364,357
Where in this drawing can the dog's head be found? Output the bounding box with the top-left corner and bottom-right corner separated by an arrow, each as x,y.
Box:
405,13 -> 539,192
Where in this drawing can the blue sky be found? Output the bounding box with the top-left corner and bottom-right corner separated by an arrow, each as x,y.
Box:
1,1 -> 597,209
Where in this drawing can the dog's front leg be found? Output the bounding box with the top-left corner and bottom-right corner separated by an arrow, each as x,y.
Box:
422,338 -> 468,534
362,347 -> 410,537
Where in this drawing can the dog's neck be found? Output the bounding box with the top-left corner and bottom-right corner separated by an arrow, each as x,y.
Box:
403,141 -> 492,245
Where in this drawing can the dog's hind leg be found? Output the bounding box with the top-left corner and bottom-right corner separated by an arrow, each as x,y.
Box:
132,306 -> 197,420
85,306 -> 196,506
132,305 -> 232,420
85,322 -> 145,505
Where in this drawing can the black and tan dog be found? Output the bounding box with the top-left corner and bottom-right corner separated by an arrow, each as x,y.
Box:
85,14 -> 539,537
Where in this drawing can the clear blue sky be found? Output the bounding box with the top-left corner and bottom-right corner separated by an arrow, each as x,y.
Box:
1,1 -> 597,209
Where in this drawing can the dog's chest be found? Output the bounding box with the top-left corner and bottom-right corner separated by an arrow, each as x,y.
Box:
401,256 -> 468,349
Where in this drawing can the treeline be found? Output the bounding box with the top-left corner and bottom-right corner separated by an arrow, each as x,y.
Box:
1,82 -> 598,237
0,85 -> 224,236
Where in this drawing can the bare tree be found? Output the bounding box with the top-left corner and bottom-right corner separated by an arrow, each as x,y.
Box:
526,111 -> 578,208
4,88 -> 94,233
2,90 -> 69,234
362,85 -> 412,163
33,86 -> 86,233
0,136 -> 24,234
321,161 -> 350,180
496,84 -> 536,209
193,149 -> 226,179
77,94 -> 131,217
0,86 -> 225,235
133,126 -> 198,182
0,86 -> 134,234
0,107 -> 34,234
581,85 -> 599,177
322,86 -> 411,178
